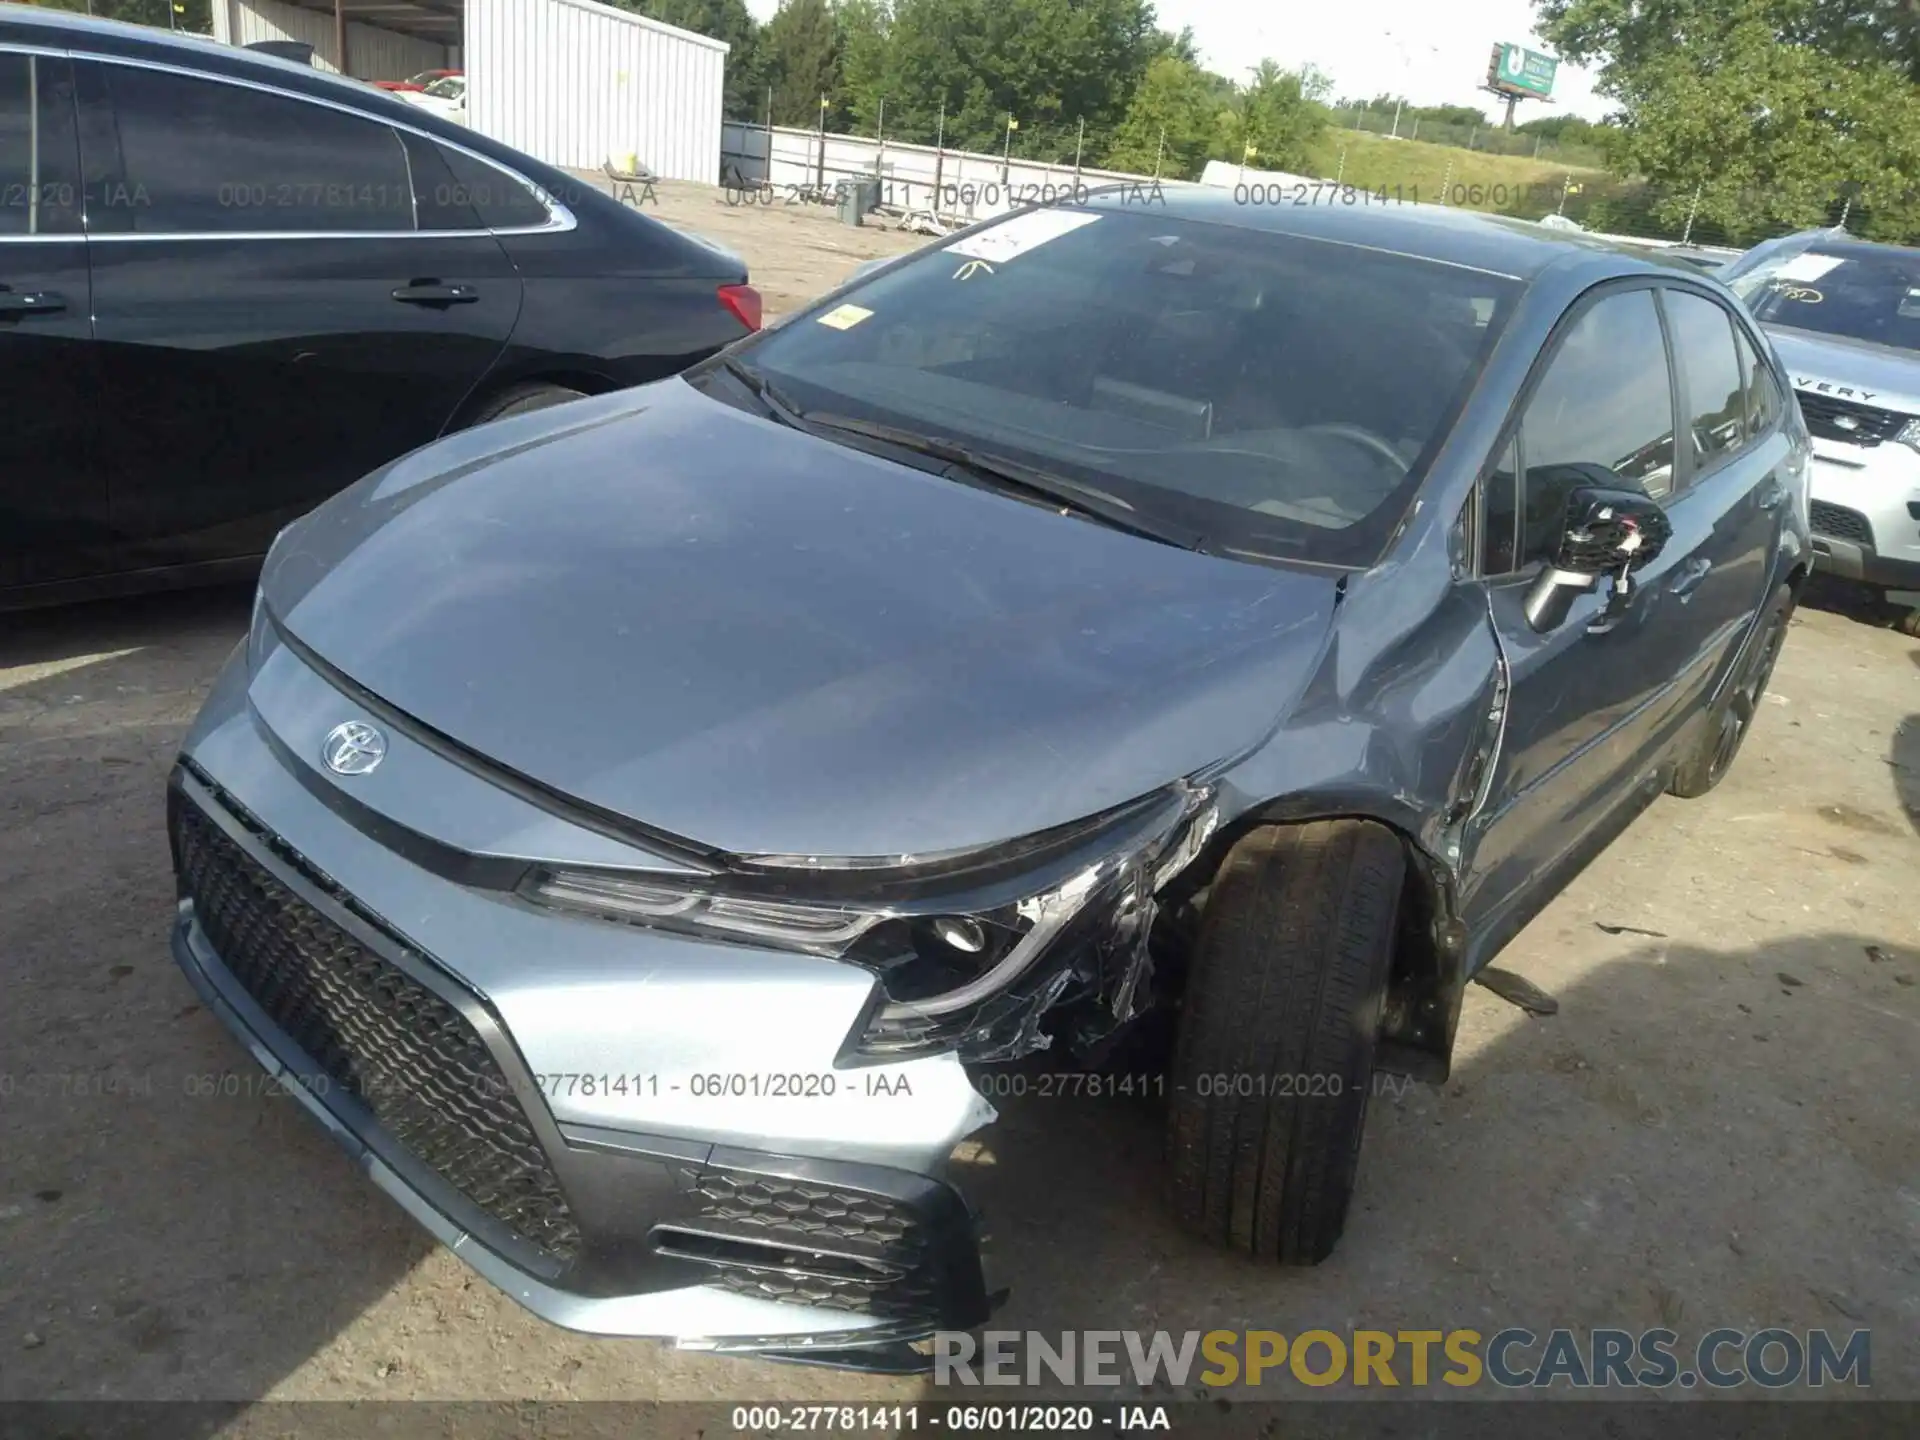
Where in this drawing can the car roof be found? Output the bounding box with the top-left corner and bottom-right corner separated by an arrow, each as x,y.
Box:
1081,183 -> 1689,283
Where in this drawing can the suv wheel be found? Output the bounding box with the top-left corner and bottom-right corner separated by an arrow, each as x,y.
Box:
1165,819 -> 1402,1264
1670,582 -> 1793,798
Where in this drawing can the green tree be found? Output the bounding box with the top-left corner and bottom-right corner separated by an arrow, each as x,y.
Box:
24,0 -> 210,32
1102,53 -> 1222,178
1216,60 -> 1329,174
762,0 -> 844,127
1539,0 -> 1920,241
837,0 -> 1165,160
836,0 -> 893,129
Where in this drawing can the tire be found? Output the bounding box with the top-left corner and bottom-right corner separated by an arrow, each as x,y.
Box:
462,381 -> 587,428
1669,582 -> 1793,798
1165,819 -> 1403,1265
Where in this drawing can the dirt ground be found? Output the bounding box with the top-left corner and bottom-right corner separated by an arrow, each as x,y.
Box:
1,184 -> 1916,1420
603,173 -> 932,319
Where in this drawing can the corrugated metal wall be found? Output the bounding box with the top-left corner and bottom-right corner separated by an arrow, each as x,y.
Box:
211,0 -> 452,81
466,0 -> 725,184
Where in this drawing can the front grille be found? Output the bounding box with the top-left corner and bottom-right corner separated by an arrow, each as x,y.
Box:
676,1168 -> 962,1320
171,792 -> 583,1264
1795,390 -> 1910,448
1811,500 -> 1875,546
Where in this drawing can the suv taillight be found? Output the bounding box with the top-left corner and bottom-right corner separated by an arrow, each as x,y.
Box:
717,283 -> 762,332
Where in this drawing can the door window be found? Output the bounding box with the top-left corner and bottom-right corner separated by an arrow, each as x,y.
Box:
433,142 -> 553,231
1,52 -> 81,236
1514,289 -> 1677,569
1483,437 -> 1520,574
84,63 -> 413,234
1733,325 -> 1781,440
1664,290 -> 1748,469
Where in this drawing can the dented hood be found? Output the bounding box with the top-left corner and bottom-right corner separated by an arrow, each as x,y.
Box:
263,379 -> 1338,861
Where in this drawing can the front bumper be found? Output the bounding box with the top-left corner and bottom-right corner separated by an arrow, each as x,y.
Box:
165,645 -> 1002,1364
1807,436 -> 1920,595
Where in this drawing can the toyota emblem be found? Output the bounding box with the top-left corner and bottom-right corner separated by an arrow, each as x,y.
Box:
322,720 -> 387,776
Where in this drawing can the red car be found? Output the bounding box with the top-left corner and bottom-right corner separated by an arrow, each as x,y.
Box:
372,68 -> 460,93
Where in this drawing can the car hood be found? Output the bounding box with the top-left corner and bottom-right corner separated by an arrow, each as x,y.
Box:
262,380 -> 1338,861
1765,326 -> 1920,415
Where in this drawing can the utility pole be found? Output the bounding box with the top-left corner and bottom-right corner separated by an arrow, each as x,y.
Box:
1153,124 -> 1165,180
1682,184 -> 1701,246
816,94 -> 827,194
1389,95 -> 1403,139
932,97 -> 946,214
1073,116 -> 1084,184
1002,112 -> 1016,184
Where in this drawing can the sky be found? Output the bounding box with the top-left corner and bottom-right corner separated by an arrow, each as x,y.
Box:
741,0 -> 1614,124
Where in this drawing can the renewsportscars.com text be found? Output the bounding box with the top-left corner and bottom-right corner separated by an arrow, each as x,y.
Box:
933,1327 -> 1871,1390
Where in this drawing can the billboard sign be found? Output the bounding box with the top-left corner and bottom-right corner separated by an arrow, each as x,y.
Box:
1487,43 -> 1558,99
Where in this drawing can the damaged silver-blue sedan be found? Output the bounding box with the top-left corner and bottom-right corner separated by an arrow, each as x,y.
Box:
167,190 -> 1811,1369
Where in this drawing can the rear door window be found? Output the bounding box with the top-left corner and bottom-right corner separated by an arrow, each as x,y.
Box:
81,62 -> 413,234
1733,326 -> 1781,440
433,143 -> 551,231
1664,290 -> 1748,471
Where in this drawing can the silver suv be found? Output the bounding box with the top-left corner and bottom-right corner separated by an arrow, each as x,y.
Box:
1723,231 -> 1920,613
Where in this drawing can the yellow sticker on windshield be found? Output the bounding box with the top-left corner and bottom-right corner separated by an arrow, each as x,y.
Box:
817,303 -> 873,330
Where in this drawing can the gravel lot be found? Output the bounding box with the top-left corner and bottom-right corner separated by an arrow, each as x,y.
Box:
1,183 -> 1915,1420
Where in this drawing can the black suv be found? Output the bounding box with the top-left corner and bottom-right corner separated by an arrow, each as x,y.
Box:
0,6 -> 758,607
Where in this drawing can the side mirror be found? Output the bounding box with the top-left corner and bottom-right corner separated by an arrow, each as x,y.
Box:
1524,484 -> 1673,633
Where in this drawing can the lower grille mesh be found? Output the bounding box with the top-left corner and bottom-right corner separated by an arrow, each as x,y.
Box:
681,1169 -> 950,1319
1811,500 -> 1874,546
171,791 -> 582,1264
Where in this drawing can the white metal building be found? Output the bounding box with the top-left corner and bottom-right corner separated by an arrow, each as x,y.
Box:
209,0 -> 727,183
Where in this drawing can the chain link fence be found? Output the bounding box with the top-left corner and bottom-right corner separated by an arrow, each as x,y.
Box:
721,116 -> 1907,261
1335,106 -> 1609,171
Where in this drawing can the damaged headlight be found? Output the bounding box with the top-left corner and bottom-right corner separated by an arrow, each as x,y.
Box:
522,783 -> 1221,1063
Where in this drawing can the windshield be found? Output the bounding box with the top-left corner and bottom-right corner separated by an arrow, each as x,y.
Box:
424,77 -> 464,99
1728,242 -> 1920,351
730,206 -> 1521,568
406,70 -> 448,86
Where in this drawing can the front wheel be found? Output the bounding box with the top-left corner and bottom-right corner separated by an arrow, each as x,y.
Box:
1165,820 -> 1403,1265
1670,582 -> 1793,798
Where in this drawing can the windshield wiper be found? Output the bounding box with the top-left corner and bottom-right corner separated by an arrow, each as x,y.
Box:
800,411 -> 1210,554
716,355 -> 809,430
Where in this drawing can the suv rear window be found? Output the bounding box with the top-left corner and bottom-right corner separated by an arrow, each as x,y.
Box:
740,208 -> 1522,569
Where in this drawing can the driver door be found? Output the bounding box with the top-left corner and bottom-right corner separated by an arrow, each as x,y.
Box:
1459,284 -> 1723,943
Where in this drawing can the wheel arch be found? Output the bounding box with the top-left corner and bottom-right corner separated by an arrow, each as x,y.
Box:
1157,796 -> 1466,1084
